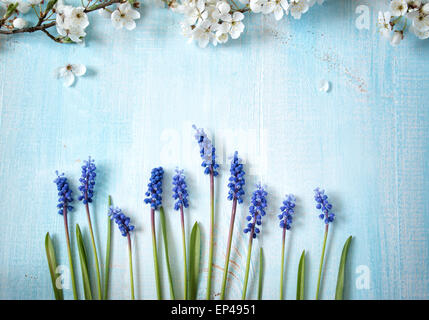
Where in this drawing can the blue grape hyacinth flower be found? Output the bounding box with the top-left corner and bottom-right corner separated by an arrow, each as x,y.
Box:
108,206 -> 135,237
278,194 -> 296,230
244,184 -> 268,238
144,167 -> 164,210
172,168 -> 189,211
192,125 -> 219,176
314,187 -> 335,224
227,151 -> 245,204
54,171 -> 74,215
78,157 -> 96,204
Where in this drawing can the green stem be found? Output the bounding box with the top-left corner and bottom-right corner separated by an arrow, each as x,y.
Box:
242,226 -> 255,300
280,227 -> 286,300
63,207 -> 78,300
127,233 -> 135,300
103,195 -> 112,300
220,198 -> 237,300
257,247 -> 263,300
315,224 -> 329,300
151,208 -> 162,300
85,203 -> 102,300
180,205 -> 188,300
159,206 -> 175,299
206,169 -> 215,300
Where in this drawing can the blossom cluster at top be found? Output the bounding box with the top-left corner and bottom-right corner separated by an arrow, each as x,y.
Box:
314,187 -> 335,224
171,0 -> 324,47
378,0 -> 429,46
244,184 -> 267,238
109,206 -> 135,236
192,125 -> 219,176
78,157 -> 97,204
54,171 -> 74,215
172,168 -> 190,210
227,151 -> 245,204
144,167 -> 165,210
278,194 -> 296,229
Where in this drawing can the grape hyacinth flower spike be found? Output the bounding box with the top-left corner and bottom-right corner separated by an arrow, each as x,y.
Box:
192,124 -> 219,300
108,207 -> 135,300
314,188 -> 335,300
78,156 -> 102,299
144,167 -> 166,300
53,171 -> 78,299
172,168 -> 190,299
220,151 -> 245,300
278,194 -> 296,300
242,184 -> 267,300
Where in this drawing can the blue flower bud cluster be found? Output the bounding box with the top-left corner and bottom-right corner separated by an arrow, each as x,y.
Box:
227,151 -> 245,204
278,194 -> 296,229
144,167 -> 164,210
314,188 -> 335,224
172,168 -> 189,211
54,171 -> 74,215
78,157 -> 96,204
108,206 -> 135,237
192,125 -> 219,176
244,184 -> 267,238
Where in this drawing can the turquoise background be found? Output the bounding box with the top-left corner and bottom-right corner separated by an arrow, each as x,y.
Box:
0,0 -> 428,300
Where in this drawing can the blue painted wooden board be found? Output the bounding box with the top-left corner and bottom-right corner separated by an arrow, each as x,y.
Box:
0,0 -> 428,299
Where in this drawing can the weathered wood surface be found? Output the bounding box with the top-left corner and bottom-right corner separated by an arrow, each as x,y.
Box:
0,1 -> 428,299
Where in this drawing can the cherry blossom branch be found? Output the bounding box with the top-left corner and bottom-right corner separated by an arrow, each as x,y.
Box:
0,0 -> 123,40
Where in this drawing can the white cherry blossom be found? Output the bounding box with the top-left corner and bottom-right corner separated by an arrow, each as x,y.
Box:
289,0 -> 309,19
378,11 -> 392,38
54,64 -> 86,87
229,11 -> 245,39
192,20 -> 212,48
390,0 -> 408,16
111,2 -> 141,30
412,12 -> 429,31
68,7 -> 89,29
412,25 -> 429,38
272,0 -> 289,21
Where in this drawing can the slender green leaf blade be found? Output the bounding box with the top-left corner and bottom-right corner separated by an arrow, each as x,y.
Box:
189,222 -> 201,300
257,247 -> 264,300
45,232 -> 63,300
76,224 -> 93,300
335,236 -> 353,300
296,250 -> 305,300
103,195 -> 112,300
159,206 -> 175,300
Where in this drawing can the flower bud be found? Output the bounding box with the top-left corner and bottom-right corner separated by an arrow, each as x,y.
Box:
390,30 -> 404,46
13,18 -> 27,29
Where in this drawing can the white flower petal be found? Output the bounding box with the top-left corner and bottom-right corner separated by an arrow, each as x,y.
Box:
124,18 -> 136,31
274,6 -> 284,20
62,71 -> 75,87
127,8 -> 140,20
71,64 -> 86,76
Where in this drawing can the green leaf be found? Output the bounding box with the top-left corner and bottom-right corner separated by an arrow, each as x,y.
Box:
103,195 -> 112,300
45,0 -> 57,12
159,206 -> 175,300
335,236 -> 353,300
45,232 -> 63,300
296,250 -> 305,300
76,224 -> 92,300
257,247 -> 264,300
188,222 -> 201,300
4,3 -> 19,17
